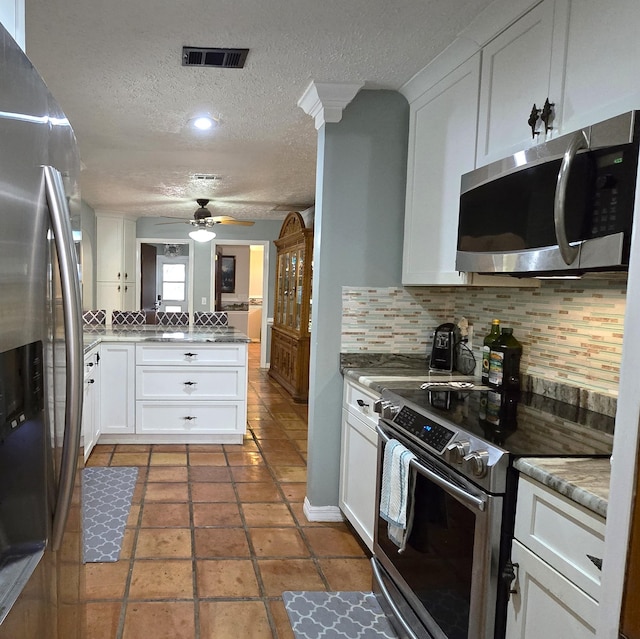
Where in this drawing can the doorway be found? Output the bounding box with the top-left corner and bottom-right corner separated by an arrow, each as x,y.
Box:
211,240 -> 270,368
137,239 -> 194,322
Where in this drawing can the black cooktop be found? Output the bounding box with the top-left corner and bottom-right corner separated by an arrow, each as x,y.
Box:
385,387 -> 614,458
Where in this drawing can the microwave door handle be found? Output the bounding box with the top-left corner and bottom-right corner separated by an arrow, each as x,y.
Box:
376,424 -> 486,512
554,130 -> 589,265
43,166 -> 84,552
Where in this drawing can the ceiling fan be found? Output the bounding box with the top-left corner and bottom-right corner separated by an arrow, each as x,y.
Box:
157,199 -> 254,241
157,199 -> 255,229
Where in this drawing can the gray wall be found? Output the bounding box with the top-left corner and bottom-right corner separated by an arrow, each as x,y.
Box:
136,218 -> 283,318
306,89 -> 409,508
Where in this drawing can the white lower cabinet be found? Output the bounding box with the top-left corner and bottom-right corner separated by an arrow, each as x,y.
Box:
506,475 -> 605,638
507,540 -> 598,638
339,379 -> 380,551
132,343 -> 247,443
93,340 -> 248,445
82,348 -> 100,461
99,343 -> 135,435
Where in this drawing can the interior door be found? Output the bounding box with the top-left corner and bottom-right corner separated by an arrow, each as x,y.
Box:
140,243 -> 157,323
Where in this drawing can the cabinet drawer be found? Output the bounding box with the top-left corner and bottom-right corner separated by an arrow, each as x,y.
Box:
136,366 -> 246,400
343,380 -> 380,431
514,476 -> 605,601
136,401 -> 245,434
136,343 -> 246,366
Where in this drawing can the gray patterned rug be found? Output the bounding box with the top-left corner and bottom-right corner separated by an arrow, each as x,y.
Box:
82,466 -> 138,563
282,591 -> 398,639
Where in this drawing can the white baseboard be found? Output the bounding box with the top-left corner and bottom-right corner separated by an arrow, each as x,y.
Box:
303,497 -> 344,522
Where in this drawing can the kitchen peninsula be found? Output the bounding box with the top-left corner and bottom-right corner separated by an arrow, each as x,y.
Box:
82,326 -> 250,458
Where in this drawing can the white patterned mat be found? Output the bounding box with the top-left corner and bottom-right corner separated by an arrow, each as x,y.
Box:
282,591 -> 398,639
82,467 -> 138,563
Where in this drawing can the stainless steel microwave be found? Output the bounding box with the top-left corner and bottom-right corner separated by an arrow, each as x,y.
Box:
456,111 -> 640,276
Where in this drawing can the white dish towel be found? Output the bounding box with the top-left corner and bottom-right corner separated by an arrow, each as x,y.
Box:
379,438 -> 416,551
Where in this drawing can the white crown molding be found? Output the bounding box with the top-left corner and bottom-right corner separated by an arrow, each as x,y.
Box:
297,81 -> 364,130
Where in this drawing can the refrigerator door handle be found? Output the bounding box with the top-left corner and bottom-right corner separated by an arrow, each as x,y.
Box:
43,165 -> 84,552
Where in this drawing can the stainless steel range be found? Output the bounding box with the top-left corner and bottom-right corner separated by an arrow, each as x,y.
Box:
371,385 -> 613,639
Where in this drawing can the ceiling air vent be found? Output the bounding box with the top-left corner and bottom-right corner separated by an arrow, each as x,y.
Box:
182,47 -> 249,69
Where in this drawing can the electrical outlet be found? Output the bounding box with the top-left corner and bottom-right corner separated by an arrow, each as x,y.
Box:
201,297 -> 207,305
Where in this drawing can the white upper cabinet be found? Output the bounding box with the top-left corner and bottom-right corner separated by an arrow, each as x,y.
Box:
97,215 -> 137,283
476,0 -> 569,167
560,0 -> 640,135
96,214 -> 138,315
402,54 -> 481,286
0,0 -> 24,50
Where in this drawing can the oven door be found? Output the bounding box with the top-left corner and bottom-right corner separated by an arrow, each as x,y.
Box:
373,420 -> 503,639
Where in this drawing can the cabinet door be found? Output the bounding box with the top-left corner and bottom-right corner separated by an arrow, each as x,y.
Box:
339,408 -> 378,552
402,54 -> 480,286
122,218 -> 137,283
83,372 -> 96,461
561,0 -> 640,135
99,344 -> 135,434
122,281 -> 136,311
506,540 -> 598,638
476,0 -> 569,166
97,216 -> 125,281
96,281 -> 124,320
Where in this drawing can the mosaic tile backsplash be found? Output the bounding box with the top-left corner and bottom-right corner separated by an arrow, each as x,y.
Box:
341,275 -> 627,397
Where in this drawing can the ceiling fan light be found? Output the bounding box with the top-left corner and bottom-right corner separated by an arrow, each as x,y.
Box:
189,228 -> 216,242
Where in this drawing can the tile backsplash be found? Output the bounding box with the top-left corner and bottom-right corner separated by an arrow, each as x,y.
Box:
342,275 -> 627,396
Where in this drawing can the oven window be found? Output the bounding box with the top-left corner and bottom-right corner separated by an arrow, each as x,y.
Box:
377,471 -> 475,639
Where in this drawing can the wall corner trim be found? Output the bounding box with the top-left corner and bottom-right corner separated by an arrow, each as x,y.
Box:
297,81 -> 364,129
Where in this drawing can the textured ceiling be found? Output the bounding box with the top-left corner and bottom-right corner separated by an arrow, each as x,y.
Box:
24,0 -> 493,221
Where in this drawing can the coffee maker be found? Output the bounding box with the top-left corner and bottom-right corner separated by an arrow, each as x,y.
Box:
429,323 -> 456,372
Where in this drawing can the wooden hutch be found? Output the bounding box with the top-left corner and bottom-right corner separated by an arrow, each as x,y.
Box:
269,211 -> 313,402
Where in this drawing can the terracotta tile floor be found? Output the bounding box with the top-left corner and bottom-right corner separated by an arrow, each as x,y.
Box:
82,344 -> 373,639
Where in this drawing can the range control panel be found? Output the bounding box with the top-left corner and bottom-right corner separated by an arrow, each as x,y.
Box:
393,405 -> 455,453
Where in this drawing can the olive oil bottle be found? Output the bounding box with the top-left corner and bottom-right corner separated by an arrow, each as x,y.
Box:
488,327 -> 523,390
481,319 -> 501,385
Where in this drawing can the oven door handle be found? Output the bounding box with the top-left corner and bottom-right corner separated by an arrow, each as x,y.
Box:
377,424 -> 486,513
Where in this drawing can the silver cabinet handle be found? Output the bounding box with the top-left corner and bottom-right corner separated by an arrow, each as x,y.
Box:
554,129 -> 588,265
43,166 -> 83,552
183,381 -> 197,386
184,416 -> 196,421
184,352 -> 198,358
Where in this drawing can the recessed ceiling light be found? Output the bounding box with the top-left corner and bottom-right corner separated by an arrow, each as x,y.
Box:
188,115 -> 219,131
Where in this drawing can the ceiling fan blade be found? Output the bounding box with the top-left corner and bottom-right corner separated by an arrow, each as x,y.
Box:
208,216 -> 255,226
215,219 -> 255,226
155,220 -> 191,225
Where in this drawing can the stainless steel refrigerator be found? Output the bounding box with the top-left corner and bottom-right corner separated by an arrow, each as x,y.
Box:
0,22 -> 84,638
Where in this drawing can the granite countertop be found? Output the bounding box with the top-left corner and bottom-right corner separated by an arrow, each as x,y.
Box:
83,325 -> 250,352
514,457 -> 610,518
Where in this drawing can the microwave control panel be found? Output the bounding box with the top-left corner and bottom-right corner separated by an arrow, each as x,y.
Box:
590,146 -> 636,237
